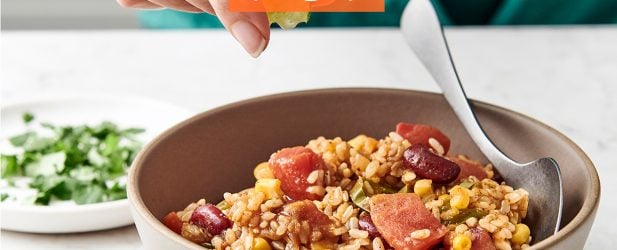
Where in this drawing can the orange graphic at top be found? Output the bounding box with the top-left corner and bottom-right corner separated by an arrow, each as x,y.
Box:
229,0 -> 385,12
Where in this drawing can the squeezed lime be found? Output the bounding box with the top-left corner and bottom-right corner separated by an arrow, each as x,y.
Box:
267,12 -> 310,30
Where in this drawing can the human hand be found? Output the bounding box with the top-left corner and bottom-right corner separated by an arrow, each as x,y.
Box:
117,0 -> 270,57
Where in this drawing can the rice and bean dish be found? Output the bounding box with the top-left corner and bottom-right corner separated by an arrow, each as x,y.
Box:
163,122 -> 531,250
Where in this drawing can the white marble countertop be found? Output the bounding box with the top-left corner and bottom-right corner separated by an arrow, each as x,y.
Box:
1,27 -> 615,249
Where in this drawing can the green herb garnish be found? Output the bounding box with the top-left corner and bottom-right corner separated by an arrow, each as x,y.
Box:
22,112 -> 35,124
368,180 -> 397,194
350,178 -> 371,212
442,208 -> 488,225
398,184 -> 410,193
216,200 -> 230,210
459,178 -> 475,189
0,193 -> 9,202
0,113 -> 144,205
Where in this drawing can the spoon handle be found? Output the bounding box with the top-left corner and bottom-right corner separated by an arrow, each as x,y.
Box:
401,0 -> 517,167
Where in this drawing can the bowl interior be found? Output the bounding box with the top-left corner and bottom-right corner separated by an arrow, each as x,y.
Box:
132,88 -> 596,247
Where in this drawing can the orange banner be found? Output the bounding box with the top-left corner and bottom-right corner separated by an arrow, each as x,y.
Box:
229,0 -> 385,12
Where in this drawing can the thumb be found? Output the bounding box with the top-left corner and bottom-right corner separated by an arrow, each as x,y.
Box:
208,0 -> 270,58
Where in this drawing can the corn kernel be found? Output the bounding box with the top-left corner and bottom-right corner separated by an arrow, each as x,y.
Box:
310,240 -> 337,250
349,135 -> 367,150
452,234 -> 472,250
363,137 -> 379,154
348,135 -> 379,155
254,162 -> 274,179
414,179 -> 433,197
449,185 -> 470,209
255,179 -> 283,199
348,135 -> 364,147
352,154 -> 371,171
252,237 -> 271,250
326,142 -> 336,152
512,223 -> 531,245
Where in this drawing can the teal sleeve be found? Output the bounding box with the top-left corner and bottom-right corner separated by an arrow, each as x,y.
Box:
491,0 -> 617,25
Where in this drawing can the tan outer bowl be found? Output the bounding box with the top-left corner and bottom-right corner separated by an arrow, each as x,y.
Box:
128,88 -> 600,250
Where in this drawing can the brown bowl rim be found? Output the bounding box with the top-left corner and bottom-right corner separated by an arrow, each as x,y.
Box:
128,87 -> 600,249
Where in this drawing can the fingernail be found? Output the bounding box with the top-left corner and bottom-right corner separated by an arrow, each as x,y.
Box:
230,21 -> 266,58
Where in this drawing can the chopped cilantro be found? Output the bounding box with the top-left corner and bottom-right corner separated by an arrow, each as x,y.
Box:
9,132 -> 35,147
1,155 -> 19,178
22,112 -> 35,124
0,193 -> 8,202
0,113 -> 144,205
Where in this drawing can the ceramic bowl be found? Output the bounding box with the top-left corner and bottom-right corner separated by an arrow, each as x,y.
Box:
128,88 -> 600,249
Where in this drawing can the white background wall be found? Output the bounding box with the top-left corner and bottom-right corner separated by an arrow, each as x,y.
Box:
2,0 -> 140,29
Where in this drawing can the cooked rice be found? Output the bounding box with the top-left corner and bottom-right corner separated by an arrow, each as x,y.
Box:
409,229 -> 431,240
171,132 -> 531,250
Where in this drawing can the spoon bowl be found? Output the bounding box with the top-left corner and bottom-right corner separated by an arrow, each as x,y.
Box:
401,0 -> 563,243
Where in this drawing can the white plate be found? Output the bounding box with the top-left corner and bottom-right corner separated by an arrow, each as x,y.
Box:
0,93 -> 194,233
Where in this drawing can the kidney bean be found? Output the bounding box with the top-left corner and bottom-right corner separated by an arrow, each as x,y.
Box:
403,144 -> 460,184
359,213 -> 381,238
492,168 -> 505,183
189,204 -> 232,235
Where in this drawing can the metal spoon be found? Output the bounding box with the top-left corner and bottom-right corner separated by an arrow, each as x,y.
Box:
401,0 -> 563,243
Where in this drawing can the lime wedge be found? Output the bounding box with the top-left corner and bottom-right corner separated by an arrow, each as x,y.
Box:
267,12 -> 310,30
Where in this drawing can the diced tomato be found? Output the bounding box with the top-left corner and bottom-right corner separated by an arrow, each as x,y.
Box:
469,227 -> 497,250
369,193 -> 448,250
163,211 -> 184,234
443,232 -> 455,249
396,122 -> 451,154
443,228 -> 496,250
283,200 -> 336,238
268,146 -> 326,200
449,156 -> 488,182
